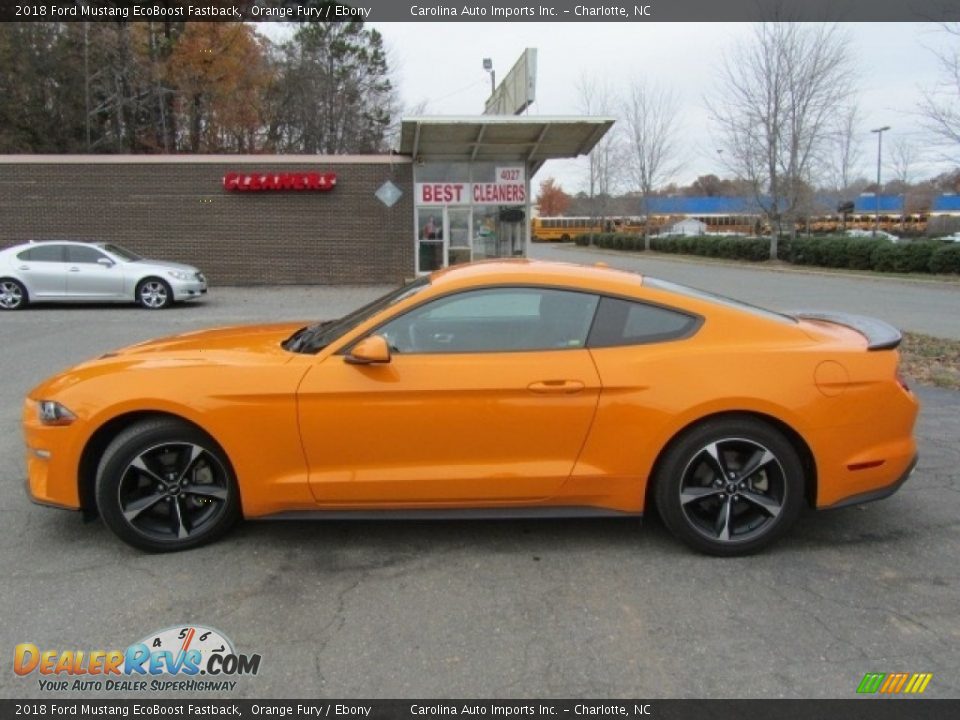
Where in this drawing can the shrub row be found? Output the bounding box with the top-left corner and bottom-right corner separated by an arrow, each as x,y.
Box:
782,237 -> 960,274
573,233 -> 646,250
649,235 -> 770,262
573,233 -> 960,274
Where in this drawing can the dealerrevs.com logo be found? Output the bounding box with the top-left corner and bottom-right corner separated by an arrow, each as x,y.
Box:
14,625 -> 261,692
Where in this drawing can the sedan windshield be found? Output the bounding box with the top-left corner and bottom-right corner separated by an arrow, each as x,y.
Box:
100,243 -> 143,262
284,276 -> 431,354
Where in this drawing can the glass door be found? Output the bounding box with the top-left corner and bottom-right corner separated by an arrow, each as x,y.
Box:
447,207 -> 472,266
417,208 -> 445,273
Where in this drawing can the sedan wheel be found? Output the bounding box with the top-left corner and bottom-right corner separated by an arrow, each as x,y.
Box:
137,279 -> 172,309
654,418 -> 804,556
0,279 -> 27,310
96,419 -> 240,552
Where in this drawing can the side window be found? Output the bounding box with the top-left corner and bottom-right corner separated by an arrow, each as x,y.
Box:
376,287 -> 600,354
66,245 -> 107,264
588,296 -> 699,347
17,245 -> 65,262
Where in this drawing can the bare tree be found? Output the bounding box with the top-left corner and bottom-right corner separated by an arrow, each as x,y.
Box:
919,22 -> 960,155
827,105 -> 864,195
575,72 -> 622,242
888,137 -> 920,230
889,137 -> 919,187
710,22 -> 855,258
622,80 -> 684,247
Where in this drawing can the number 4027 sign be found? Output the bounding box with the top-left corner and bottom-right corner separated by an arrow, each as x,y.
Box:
495,167 -> 524,184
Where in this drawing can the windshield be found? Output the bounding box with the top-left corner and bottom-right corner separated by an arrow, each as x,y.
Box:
284,276 -> 431,354
644,277 -> 797,325
100,243 -> 143,262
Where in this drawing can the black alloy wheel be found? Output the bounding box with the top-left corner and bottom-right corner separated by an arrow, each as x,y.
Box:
96,419 -> 240,552
654,417 -> 805,556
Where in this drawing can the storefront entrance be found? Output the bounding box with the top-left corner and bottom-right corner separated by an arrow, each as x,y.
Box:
416,205 -> 527,274
414,163 -> 529,275
400,115 -> 615,278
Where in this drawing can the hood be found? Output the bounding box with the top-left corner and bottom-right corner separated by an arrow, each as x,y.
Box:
104,322 -> 307,357
28,323 -> 310,401
135,258 -> 201,274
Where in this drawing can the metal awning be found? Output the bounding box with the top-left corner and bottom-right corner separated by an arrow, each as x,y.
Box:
398,116 -> 615,172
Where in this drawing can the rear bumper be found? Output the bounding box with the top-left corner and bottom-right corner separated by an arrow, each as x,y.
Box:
822,454 -> 918,510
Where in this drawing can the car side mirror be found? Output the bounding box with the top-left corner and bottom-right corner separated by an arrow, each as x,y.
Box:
97,258 -> 115,267
345,335 -> 391,365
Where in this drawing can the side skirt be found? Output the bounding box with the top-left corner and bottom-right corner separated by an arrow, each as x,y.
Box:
255,506 -> 643,522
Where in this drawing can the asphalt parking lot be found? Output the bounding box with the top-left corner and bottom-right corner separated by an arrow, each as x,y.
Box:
1,265 -> 958,699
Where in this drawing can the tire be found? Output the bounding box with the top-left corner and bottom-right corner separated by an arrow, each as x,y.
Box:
653,417 -> 805,556
95,418 -> 240,552
0,278 -> 28,310
136,278 -> 173,309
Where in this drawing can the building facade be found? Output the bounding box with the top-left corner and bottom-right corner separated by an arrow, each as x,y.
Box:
0,116 -> 612,287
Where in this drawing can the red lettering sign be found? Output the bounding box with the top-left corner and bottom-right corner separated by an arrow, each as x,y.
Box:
473,183 -> 526,204
222,172 -> 337,192
416,183 -> 467,205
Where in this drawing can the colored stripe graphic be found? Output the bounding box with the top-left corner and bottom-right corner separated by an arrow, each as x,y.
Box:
857,673 -> 885,693
858,672 -> 932,694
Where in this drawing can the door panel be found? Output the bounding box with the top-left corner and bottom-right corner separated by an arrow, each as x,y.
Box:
65,265 -> 126,299
20,262 -> 69,298
298,350 -> 601,505
65,247 -> 126,299
14,245 -> 68,298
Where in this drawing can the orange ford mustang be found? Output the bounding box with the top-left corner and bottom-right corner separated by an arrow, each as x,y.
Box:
23,260 -> 919,555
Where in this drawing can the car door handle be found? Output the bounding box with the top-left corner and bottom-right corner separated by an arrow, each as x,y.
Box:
18,265 -> 29,271
527,380 -> 585,394
68,267 -> 80,272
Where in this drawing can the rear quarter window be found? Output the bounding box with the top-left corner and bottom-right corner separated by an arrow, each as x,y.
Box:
588,296 -> 700,347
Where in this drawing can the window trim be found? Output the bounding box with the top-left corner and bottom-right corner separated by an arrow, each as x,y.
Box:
340,283 -> 704,357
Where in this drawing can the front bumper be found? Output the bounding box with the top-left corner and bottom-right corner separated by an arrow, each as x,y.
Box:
22,398 -> 84,511
169,278 -> 208,301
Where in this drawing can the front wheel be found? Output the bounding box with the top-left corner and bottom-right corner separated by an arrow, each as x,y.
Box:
653,417 -> 805,556
96,418 -> 240,552
137,278 -> 173,309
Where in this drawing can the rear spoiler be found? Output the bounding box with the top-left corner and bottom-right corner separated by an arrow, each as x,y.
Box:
791,311 -> 903,351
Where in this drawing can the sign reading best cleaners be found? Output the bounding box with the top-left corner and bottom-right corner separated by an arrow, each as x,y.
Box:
416,166 -> 526,206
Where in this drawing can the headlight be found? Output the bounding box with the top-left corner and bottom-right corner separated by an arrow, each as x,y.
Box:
38,401 -> 76,426
167,270 -> 191,281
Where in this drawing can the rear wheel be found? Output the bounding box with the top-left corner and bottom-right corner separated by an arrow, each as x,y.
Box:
96,419 -> 240,552
654,417 -> 805,556
0,279 -> 27,310
137,278 -> 172,309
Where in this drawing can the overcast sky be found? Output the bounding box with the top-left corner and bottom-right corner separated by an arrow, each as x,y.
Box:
263,22 -> 954,193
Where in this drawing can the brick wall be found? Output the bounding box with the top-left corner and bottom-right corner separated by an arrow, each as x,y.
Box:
0,157 -> 414,286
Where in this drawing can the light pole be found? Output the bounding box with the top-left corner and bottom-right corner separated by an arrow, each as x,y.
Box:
871,126 -> 890,237
482,58 -> 495,96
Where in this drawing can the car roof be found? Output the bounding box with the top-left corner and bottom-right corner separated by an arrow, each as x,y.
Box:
428,259 -> 647,295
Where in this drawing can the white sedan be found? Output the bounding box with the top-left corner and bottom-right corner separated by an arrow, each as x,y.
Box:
0,241 -> 207,310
